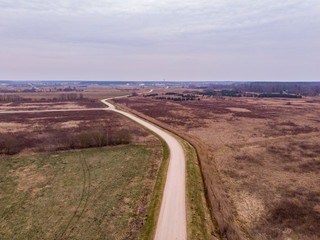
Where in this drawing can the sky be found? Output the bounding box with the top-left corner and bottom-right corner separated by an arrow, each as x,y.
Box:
0,0 -> 320,81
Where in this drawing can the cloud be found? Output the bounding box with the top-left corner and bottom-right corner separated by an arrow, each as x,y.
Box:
0,0 -> 319,80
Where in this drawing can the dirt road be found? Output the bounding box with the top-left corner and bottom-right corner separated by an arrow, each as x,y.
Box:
101,99 -> 187,240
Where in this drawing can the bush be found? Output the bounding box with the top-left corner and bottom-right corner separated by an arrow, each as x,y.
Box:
55,128 -> 131,151
79,131 -> 92,148
114,129 -> 131,144
92,129 -> 108,147
0,134 -> 23,155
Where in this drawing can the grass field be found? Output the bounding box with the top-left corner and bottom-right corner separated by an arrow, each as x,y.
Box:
0,145 -> 162,240
114,93 -> 320,240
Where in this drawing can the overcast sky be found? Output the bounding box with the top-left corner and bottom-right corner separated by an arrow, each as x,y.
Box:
0,0 -> 319,81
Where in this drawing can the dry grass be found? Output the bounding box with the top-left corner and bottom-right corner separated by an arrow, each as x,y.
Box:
114,94 -> 320,240
0,85 -> 150,101
0,109 -> 157,154
0,99 -> 103,111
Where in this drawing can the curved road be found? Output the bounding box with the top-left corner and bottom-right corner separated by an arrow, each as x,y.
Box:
101,98 -> 187,240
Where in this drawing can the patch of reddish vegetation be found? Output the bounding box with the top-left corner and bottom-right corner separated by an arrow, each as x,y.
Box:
0,110 -> 154,154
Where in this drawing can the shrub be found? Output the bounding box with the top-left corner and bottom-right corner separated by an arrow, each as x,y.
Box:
0,134 -> 23,155
79,131 -> 92,148
92,129 -> 108,147
114,129 -> 131,144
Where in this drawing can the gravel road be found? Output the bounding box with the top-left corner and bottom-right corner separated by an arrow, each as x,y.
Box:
101,98 -> 187,240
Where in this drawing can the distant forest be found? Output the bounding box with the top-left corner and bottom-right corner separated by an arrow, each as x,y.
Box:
1,80 -> 319,96
192,82 -> 320,96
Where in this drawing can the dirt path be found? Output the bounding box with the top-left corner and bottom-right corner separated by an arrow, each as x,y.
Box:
101,99 -> 187,240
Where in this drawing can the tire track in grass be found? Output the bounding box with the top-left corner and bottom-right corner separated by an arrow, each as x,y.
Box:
56,154 -> 91,239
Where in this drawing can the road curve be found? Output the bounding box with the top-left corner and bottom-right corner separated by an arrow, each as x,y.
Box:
101,99 -> 187,240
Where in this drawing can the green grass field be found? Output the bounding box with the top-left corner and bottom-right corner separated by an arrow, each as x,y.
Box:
0,145 -> 162,240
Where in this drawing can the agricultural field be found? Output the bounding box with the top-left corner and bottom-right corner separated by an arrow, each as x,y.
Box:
0,84 -> 150,101
0,93 -> 165,239
0,98 -> 103,112
114,93 -> 320,240
81,85 -> 151,99
0,145 -> 162,239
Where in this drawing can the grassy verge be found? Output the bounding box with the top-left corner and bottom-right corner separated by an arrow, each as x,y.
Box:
179,138 -> 221,240
0,145 -> 161,240
137,135 -> 169,239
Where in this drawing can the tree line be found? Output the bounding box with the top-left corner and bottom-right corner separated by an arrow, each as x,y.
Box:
0,93 -> 84,102
192,82 -> 320,96
0,129 -> 132,155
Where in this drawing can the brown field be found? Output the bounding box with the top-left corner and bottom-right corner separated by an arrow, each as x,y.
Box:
0,84 -> 151,101
0,99 -> 103,111
0,108 -> 157,155
114,94 -> 320,240
82,85 -> 151,99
